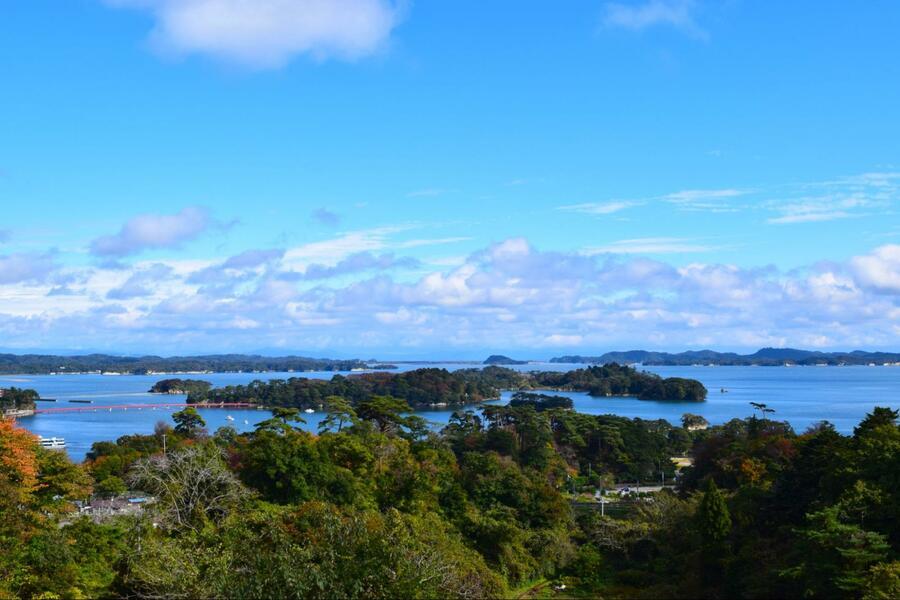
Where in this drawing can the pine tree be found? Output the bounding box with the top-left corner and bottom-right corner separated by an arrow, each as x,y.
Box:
697,478 -> 732,543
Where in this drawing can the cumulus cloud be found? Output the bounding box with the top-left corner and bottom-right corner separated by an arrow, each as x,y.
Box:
0,252 -> 57,284
106,0 -> 403,68
294,251 -> 419,280
90,206 -> 213,257
222,248 -> 285,269
106,263 -> 174,299
603,0 -> 706,38
5,234 -> 900,354
851,244 -> 900,293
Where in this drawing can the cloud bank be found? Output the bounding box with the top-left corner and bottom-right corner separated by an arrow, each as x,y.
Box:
3,231 -> 900,355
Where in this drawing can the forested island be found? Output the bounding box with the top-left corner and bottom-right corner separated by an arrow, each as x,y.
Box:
552,347 -> 900,366
0,387 -> 39,415
0,353 -> 379,375
181,363 -> 706,409
483,354 -> 528,365
2,396 -> 898,598
148,379 -> 212,395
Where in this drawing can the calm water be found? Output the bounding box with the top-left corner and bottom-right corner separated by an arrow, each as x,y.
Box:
8,363 -> 900,462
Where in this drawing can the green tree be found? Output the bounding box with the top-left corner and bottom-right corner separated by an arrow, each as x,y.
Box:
697,478 -> 731,543
172,406 -> 206,437
95,475 -> 127,498
318,396 -> 357,434
783,506 -> 890,597
864,561 -> 900,600
357,395 -> 413,434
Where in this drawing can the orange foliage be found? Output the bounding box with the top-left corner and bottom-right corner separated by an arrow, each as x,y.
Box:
0,417 -> 41,505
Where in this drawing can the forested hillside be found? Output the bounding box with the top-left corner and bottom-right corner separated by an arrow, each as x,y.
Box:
2,402 -> 897,598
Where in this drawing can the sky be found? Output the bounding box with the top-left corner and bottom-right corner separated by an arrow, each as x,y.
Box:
1,0 -> 900,359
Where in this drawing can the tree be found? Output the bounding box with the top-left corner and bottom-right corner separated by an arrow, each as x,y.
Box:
172,406 -> 206,437
864,561 -> 900,600
681,413 -> 709,430
697,478 -> 732,543
695,478 -> 733,590
128,445 -> 248,532
783,506 -> 890,597
255,407 -> 307,434
95,475 -> 127,498
318,396 -> 357,434
357,396 -> 414,434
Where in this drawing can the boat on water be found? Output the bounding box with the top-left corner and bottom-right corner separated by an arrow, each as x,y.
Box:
304,408 -> 315,414
226,415 -> 235,421
39,437 -> 66,450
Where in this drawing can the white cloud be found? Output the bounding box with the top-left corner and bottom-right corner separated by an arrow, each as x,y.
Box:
107,0 -> 403,68
90,206 -> 213,257
767,211 -> 853,224
0,252 -> 57,284
584,237 -> 717,255
603,0 -> 706,39
851,244 -> 900,293
663,188 -> 746,212
5,235 -> 900,355
407,188 -> 450,198
559,201 -> 640,215
766,195 -> 872,224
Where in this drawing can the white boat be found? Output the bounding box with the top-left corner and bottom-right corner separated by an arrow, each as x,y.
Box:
243,419 -> 249,425
304,408 -> 315,414
39,437 -> 66,450
226,415 -> 235,421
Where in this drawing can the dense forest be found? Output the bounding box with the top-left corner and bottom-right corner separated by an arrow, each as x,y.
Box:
1,400 -> 898,598
0,353 -> 374,375
183,364 -> 706,409
552,347 -> 900,366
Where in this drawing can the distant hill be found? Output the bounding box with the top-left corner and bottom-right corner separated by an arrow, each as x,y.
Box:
0,353 -> 373,375
483,355 -> 528,365
550,347 -> 900,366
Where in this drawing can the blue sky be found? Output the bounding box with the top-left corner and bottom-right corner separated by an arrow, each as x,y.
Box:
1,0 -> 899,358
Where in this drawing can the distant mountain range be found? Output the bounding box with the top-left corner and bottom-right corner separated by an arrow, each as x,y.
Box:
0,353 -> 373,375
550,348 -> 900,366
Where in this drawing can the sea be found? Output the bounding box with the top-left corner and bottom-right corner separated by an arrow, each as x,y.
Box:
7,363 -> 900,462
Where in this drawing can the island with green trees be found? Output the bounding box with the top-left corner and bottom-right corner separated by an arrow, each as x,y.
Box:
178,363 -> 706,410
148,378 -> 213,395
0,386 -> 39,417
2,397 -> 898,598
483,354 -> 528,365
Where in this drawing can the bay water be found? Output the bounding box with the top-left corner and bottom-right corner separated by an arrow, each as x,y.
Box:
7,363 -> 899,462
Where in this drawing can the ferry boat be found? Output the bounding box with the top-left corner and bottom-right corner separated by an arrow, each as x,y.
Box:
39,437 -> 66,450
